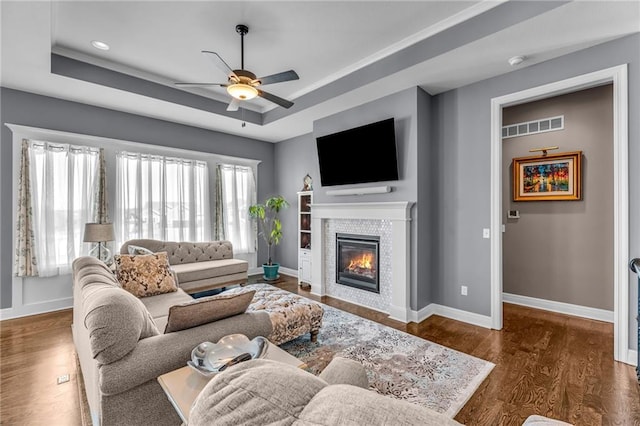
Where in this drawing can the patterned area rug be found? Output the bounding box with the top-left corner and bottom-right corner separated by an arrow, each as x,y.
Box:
280,304 -> 494,417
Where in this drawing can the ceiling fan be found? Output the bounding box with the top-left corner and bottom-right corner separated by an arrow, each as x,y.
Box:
175,24 -> 299,111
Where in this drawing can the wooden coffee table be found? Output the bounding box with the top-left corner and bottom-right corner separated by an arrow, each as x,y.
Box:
158,340 -> 305,423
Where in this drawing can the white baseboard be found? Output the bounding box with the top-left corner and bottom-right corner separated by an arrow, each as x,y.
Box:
248,266 -> 298,278
627,349 -> 638,367
409,304 -> 435,323
409,303 -> 493,329
248,267 -> 263,276
503,292 -> 614,323
279,267 -> 298,278
0,297 -> 73,321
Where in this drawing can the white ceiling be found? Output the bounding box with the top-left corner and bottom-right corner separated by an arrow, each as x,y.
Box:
1,1 -> 639,142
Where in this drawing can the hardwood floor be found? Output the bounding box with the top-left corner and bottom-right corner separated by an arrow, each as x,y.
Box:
1,275 -> 638,425
0,309 -> 82,426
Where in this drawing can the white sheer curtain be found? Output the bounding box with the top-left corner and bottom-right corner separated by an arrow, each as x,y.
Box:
28,141 -> 100,276
115,152 -> 210,246
218,164 -> 257,254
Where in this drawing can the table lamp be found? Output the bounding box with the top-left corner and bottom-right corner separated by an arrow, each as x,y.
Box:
83,223 -> 115,265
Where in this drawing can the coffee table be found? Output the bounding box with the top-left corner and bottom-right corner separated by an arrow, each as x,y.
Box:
158,340 -> 305,423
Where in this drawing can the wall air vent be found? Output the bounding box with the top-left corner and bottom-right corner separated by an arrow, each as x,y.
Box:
502,115 -> 564,139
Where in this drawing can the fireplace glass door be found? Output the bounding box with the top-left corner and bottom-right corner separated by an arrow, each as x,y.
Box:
336,233 -> 380,293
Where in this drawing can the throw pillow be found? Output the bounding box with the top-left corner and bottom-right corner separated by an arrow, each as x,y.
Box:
127,244 -> 154,255
164,289 -> 256,333
114,252 -> 178,298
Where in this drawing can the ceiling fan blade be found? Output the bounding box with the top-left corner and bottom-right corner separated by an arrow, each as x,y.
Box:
253,70 -> 299,86
174,83 -> 228,87
226,98 -> 240,112
257,89 -> 294,109
202,51 -> 238,80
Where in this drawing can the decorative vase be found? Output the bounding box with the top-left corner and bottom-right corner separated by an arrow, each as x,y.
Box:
262,263 -> 280,281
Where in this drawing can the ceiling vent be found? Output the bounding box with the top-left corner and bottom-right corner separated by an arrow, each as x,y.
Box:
502,115 -> 564,139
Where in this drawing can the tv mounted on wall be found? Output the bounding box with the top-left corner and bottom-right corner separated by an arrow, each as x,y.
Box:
316,118 -> 399,186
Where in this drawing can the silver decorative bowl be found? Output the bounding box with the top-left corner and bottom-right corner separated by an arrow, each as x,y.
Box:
188,334 -> 269,376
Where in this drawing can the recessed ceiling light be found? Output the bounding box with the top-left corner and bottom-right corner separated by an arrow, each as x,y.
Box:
91,40 -> 110,51
508,55 -> 525,66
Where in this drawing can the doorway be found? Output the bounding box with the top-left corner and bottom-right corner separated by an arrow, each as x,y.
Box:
489,65 -> 631,364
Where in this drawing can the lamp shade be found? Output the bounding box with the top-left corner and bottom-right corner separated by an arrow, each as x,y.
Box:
83,223 -> 115,243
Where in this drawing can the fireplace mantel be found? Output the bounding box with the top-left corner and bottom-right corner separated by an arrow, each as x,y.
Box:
310,201 -> 413,322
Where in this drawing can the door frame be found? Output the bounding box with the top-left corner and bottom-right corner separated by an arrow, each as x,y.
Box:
489,64 -> 630,363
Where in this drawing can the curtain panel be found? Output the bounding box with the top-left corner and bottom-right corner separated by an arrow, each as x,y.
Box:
94,148 -> 110,223
14,140 -> 39,277
216,164 -> 257,254
115,152 -> 210,247
26,140 -> 100,276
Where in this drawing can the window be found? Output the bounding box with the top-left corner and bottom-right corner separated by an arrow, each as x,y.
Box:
217,164 -> 257,254
28,141 -> 100,276
115,152 -> 210,245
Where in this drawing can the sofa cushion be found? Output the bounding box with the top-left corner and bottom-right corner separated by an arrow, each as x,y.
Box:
138,288 -> 193,319
318,357 -> 369,388
84,285 -> 160,364
114,252 -> 178,298
127,244 -> 154,255
299,384 -> 463,426
189,359 -> 327,426
170,258 -> 248,283
164,289 -> 256,333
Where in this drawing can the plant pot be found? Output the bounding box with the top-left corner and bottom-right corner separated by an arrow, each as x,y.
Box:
262,263 -> 280,281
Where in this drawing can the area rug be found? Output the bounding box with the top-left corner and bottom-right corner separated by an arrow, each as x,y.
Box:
280,304 -> 494,417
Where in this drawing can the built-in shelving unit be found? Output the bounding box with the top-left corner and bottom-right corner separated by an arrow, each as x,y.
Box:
297,191 -> 313,286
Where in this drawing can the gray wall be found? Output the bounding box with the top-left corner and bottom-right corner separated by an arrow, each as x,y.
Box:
430,33 -> 638,348
273,132 -> 318,274
275,87 -> 432,310
0,88 -> 276,309
502,85 -> 614,311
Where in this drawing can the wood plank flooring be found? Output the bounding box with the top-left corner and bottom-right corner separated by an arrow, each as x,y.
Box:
1,274 -> 638,425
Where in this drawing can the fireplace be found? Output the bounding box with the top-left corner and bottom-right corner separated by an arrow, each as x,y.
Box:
336,233 -> 380,293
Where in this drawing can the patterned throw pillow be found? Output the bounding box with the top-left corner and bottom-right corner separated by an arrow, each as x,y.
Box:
127,244 -> 154,255
114,252 -> 178,298
164,289 -> 256,333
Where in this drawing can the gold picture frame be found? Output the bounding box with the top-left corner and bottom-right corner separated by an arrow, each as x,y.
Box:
513,151 -> 582,201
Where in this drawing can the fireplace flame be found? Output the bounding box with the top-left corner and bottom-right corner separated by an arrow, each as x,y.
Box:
347,253 -> 373,272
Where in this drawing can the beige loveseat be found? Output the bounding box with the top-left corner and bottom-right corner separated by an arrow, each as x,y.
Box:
72,256 -> 272,426
191,358 -> 572,426
120,239 -> 248,294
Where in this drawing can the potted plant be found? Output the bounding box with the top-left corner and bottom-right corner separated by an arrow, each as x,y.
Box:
249,195 -> 289,281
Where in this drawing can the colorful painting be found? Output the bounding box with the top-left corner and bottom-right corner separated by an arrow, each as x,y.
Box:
513,151 -> 582,201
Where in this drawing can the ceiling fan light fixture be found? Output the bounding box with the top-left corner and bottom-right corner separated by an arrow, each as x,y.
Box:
227,83 -> 258,100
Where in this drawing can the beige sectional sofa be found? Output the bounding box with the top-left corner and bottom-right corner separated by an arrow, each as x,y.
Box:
120,239 -> 248,294
72,256 -> 272,426
191,358 -> 572,426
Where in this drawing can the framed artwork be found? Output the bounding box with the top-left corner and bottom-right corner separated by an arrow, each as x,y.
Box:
513,151 -> 582,201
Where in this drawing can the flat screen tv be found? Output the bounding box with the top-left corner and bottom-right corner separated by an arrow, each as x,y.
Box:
316,118 -> 398,186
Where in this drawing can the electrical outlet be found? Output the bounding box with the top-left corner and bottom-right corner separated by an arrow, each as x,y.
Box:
482,228 -> 490,239
461,285 -> 468,296
57,374 -> 70,385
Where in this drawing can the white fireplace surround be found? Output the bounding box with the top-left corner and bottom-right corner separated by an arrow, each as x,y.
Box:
311,202 -> 413,322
